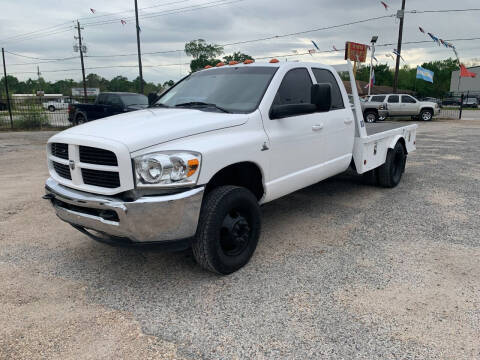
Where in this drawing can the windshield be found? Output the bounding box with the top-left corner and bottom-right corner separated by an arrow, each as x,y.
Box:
120,94 -> 148,106
155,66 -> 278,113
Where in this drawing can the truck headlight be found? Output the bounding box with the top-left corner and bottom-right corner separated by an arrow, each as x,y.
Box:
134,152 -> 201,187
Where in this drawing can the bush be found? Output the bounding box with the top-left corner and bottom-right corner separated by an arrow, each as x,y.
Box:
14,108 -> 49,129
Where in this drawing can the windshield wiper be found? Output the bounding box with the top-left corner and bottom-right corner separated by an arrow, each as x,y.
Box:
150,103 -> 171,108
175,101 -> 231,113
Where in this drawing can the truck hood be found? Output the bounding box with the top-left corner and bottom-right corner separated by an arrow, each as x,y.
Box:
59,108 -> 248,152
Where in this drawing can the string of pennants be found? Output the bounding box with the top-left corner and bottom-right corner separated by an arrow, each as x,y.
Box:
90,8 -> 129,26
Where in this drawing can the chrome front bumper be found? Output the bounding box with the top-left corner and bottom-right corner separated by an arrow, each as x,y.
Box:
45,177 -> 204,243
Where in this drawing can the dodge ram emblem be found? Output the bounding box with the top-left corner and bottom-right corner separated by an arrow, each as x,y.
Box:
69,160 -> 75,170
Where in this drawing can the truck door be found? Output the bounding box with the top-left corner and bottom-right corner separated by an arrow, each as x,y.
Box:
311,68 -> 354,165
401,95 -> 418,115
387,95 -> 401,115
106,94 -> 124,116
262,67 -> 349,197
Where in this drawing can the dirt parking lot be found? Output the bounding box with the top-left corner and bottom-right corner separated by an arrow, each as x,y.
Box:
0,120 -> 479,359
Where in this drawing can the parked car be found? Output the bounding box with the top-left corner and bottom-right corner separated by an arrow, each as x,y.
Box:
462,97 -> 479,108
42,98 -> 78,112
442,97 -> 462,106
362,95 -> 389,122
0,101 -> 7,111
382,94 -> 439,121
44,60 -> 417,274
68,92 -> 149,124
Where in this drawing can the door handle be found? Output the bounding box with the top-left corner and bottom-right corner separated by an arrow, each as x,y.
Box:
312,124 -> 323,131
344,118 -> 353,124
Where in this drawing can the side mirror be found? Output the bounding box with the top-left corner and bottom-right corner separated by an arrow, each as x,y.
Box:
311,83 -> 331,111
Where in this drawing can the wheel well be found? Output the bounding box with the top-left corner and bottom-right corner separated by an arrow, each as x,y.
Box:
421,107 -> 433,114
364,108 -> 378,115
205,162 -> 264,200
397,137 -> 407,154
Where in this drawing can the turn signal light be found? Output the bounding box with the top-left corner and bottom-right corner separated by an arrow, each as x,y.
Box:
243,59 -> 254,64
187,159 -> 199,177
269,58 -> 279,63
228,61 -> 238,65
216,62 -> 225,67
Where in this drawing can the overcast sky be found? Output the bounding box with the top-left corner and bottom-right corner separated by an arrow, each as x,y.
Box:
1,0 -> 479,84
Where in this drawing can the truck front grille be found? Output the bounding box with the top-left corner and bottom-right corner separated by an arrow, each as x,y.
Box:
81,168 -> 120,188
79,146 -> 118,166
53,161 -> 71,180
51,143 -> 68,160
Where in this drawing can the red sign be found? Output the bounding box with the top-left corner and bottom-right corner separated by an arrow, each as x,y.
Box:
345,42 -> 368,63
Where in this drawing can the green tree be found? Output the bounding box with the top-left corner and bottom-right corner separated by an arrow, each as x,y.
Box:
185,39 -> 224,72
223,52 -> 253,63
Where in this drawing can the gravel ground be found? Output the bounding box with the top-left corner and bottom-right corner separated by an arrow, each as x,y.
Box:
0,120 -> 479,359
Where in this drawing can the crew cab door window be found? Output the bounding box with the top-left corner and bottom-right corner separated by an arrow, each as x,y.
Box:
97,94 -> 108,105
388,95 -> 399,103
273,68 -> 312,107
401,95 -> 416,103
311,68 -> 344,109
371,95 -> 386,102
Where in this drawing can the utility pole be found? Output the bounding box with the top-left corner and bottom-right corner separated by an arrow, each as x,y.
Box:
1,48 -> 13,129
75,21 -> 88,102
134,0 -> 144,94
393,0 -> 406,93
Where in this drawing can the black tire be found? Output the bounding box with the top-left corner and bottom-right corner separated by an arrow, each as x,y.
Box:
75,113 -> 86,125
377,142 -> 406,188
192,185 -> 261,274
420,109 -> 433,121
364,111 -> 378,123
48,105 -> 55,112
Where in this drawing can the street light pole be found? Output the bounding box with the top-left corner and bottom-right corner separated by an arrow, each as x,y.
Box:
368,36 -> 378,97
134,0 -> 144,94
393,0 -> 406,93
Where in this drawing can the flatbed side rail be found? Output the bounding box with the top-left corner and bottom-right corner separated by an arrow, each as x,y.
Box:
331,61 -> 368,139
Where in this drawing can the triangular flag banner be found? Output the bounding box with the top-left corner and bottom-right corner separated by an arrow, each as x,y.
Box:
380,1 -> 389,10
120,19 -> 127,25
427,32 -> 440,45
460,64 -> 476,78
90,8 -> 96,13
311,40 -> 320,51
332,45 -> 338,51
419,26 -> 425,34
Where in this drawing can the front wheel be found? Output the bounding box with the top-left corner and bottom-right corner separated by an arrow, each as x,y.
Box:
420,109 -> 433,121
364,111 -> 378,123
192,185 -> 261,274
48,105 -> 55,112
377,142 -> 406,188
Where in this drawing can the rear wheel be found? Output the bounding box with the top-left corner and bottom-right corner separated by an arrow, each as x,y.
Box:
192,185 -> 261,275
420,109 -> 433,121
75,113 -> 86,125
48,105 -> 55,112
377,142 -> 406,188
364,111 -> 378,123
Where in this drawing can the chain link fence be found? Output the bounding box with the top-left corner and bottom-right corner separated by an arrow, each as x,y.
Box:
0,96 -> 94,130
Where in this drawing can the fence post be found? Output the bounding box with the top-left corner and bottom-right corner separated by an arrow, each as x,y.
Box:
459,93 -> 464,120
2,48 -> 13,129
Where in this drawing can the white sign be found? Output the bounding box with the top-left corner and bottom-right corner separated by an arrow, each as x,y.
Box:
71,88 -> 100,96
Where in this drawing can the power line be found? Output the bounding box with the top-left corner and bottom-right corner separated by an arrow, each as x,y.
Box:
76,0 -> 195,22
0,21 -> 73,44
4,51 -> 77,61
82,0 -> 242,27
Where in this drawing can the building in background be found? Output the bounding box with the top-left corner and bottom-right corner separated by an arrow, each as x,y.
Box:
450,66 -> 480,95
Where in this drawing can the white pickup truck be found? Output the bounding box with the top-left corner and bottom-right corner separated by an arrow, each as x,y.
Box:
44,60 -> 417,274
